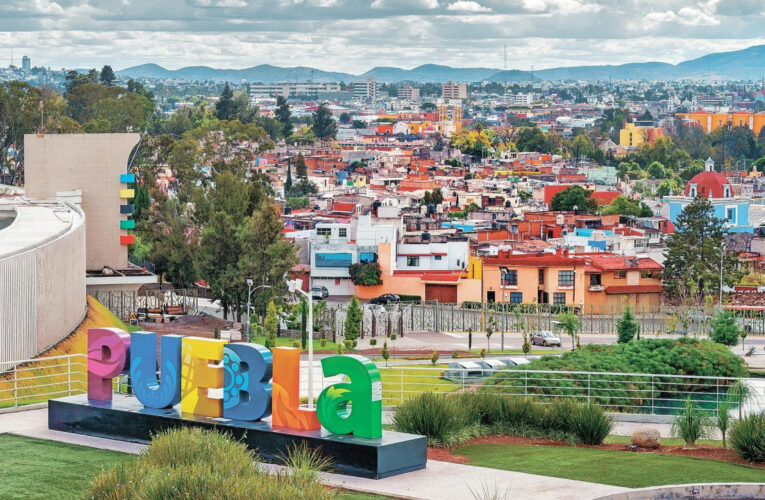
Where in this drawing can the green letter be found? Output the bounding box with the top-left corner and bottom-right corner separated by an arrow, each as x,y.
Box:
317,355 -> 382,438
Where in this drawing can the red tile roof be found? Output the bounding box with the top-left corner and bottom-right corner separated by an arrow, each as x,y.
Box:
586,255 -> 662,271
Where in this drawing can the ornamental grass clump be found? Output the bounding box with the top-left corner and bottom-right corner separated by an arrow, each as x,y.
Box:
87,427 -> 335,500
568,403 -> 613,445
392,392 -> 478,447
730,412 -> 765,462
672,397 -> 712,448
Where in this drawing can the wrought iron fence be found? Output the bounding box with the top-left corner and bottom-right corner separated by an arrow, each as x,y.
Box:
90,288 -> 199,322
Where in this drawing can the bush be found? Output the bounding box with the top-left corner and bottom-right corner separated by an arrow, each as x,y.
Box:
616,306 -> 639,343
672,398 -> 712,448
398,295 -> 422,303
393,393 -> 478,447
730,412 -> 765,462
348,262 -> 382,286
710,309 -> 742,346
369,338 -> 377,346
568,404 -> 613,445
88,428 -> 335,500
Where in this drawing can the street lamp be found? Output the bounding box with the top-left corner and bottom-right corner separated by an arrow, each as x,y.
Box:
287,278 -> 314,409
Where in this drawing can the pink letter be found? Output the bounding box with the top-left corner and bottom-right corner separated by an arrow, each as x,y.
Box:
88,328 -> 130,401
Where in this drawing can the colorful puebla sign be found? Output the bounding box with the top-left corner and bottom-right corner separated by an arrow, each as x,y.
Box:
87,328 -> 383,439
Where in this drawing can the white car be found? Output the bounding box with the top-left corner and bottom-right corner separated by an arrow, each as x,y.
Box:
530,331 -> 561,347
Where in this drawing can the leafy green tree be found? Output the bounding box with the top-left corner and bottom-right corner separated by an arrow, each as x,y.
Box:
602,195 -> 653,217
647,161 -> 667,179
663,197 -> 740,300
431,350 -> 439,365
150,215 -> 197,289
616,306 -> 639,343
300,297 -> 308,349
264,301 -> 279,349
556,311 -> 581,350
431,188 -> 444,205
133,184 -> 151,221
344,296 -> 363,343
710,308 -> 741,346
312,104 -> 337,141
339,112 -> 351,124
656,178 -> 681,198
287,196 -> 309,209
349,262 -> 382,286
215,83 -> 234,121
99,65 -> 116,85
275,95 -> 292,137
295,153 -> 307,179
381,340 -> 390,366
551,186 -> 597,213
571,133 -> 593,159
284,162 -> 293,196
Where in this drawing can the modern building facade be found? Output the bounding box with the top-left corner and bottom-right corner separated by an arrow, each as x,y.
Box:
441,82 -> 467,100
353,78 -> 377,101
397,86 -> 420,101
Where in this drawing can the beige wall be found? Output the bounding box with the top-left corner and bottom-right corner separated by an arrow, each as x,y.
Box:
25,133 -> 140,270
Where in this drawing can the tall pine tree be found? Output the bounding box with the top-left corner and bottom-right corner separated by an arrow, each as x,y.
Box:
275,95 -> 292,137
216,83 -> 234,120
284,162 -> 293,197
295,153 -> 307,178
312,104 -> 337,141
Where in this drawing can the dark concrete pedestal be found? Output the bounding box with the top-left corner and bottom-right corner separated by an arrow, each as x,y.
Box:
48,394 -> 426,479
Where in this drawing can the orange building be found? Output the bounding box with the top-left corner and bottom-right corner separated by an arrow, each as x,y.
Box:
677,112 -> 765,134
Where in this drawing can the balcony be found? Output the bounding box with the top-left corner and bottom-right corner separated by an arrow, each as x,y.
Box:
588,285 -> 604,292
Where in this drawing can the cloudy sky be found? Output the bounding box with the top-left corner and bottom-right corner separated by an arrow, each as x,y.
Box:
1,0 -> 764,74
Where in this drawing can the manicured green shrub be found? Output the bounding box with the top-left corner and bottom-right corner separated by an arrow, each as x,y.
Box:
730,413 -> 765,462
398,295 -> 422,303
392,393 -> 478,447
87,427 -> 335,500
369,338 -> 377,346
568,403 -> 613,445
710,308 -> 742,346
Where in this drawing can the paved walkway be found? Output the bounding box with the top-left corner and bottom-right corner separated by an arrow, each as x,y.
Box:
0,407 -> 628,499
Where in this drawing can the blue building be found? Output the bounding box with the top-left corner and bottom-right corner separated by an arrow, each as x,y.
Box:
665,158 -> 752,233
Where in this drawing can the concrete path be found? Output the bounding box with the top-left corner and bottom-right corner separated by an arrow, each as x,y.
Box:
0,407 -> 629,499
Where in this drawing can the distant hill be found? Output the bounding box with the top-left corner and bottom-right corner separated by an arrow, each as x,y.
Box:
117,44 -> 765,83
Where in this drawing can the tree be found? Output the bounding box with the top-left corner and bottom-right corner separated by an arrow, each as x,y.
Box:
339,112 -> 351,124
284,162 -> 293,196
99,65 -> 116,86
431,187 -> 444,206
602,195 -> 653,217
348,262 -> 382,286
312,104 -> 337,141
616,306 -> 639,343
295,153 -> 307,179
551,186 -> 596,212
133,184 -> 151,221
216,83 -> 235,121
556,311 -> 580,350
710,308 -> 741,346
663,197 -> 740,300
571,133 -> 593,159
656,178 -> 681,198
275,95 -> 292,137
264,301 -> 279,349
150,216 -> 197,288
344,296 -> 362,343
351,120 -> 366,129
300,296 -> 308,349
381,340 -> 390,366
431,350 -> 439,365
647,161 -> 668,179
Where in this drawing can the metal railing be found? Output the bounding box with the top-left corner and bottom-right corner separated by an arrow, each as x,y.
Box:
3,354 -> 762,418
0,354 -> 87,409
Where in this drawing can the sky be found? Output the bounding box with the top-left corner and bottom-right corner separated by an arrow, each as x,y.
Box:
1,0 -> 764,74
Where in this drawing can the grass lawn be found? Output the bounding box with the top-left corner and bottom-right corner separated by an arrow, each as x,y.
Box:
0,434 -> 132,500
454,444 -> 765,488
377,364 -> 460,406
0,435 -> 394,500
252,334 -> 341,352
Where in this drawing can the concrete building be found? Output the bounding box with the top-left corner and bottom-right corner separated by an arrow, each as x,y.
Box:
619,122 -> 663,147
21,55 -> 30,72
0,198 -> 86,364
353,78 -> 377,100
23,133 -> 156,290
441,82 -> 467,100
398,86 -> 420,101
250,83 -> 341,99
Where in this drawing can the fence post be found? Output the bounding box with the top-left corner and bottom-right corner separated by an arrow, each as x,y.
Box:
400,368 -> 404,403
716,378 -> 719,413
587,372 -> 591,402
651,375 -> 655,415
13,366 -> 18,407
67,356 -> 72,396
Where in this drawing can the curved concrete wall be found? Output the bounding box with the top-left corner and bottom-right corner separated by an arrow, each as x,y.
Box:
0,202 -> 86,364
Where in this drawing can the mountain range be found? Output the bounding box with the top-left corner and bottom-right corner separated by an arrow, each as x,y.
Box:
117,45 -> 765,83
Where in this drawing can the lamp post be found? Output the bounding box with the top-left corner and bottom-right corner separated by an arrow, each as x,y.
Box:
246,281 -> 271,342
287,278 -> 314,409
719,242 -> 727,305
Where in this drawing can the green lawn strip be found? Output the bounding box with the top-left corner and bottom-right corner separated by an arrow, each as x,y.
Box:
377,364 -> 460,406
453,444 -> 765,488
0,434 -> 132,500
605,435 -> 723,447
252,334 -> 340,351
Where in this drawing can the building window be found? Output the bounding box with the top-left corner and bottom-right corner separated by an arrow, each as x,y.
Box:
338,227 -> 347,238
434,255 -> 442,261
407,256 -> 419,267
641,270 -> 659,279
510,292 -> 523,303
590,274 -> 602,286
511,224 -> 518,234
723,185 -> 731,198
558,270 -> 575,286
317,227 -> 331,237
689,184 -> 697,197
315,253 -> 352,267
726,207 -> 736,223
553,292 -> 566,305
538,269 -> 544,285
502,269 -> 518,286
614,270 -> 626,279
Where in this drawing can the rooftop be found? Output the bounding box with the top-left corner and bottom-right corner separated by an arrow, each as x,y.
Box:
0,198 -> 82,260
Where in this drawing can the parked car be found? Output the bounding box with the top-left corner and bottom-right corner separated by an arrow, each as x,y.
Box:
530,331 -> 561,347
369,294 -> 400,305
311,286 -> 329,300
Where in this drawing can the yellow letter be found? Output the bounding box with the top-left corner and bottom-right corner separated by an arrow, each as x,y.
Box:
181,337 -> 226,417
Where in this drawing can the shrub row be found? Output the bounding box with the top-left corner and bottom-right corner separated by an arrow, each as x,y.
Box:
88,428 -> 336,500
730,413 -> 765,462
393,392 -> 612,447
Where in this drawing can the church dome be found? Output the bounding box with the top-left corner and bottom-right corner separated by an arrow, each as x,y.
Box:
684,158 -> 732,199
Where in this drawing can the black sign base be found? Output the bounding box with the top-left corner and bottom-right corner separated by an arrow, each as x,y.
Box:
48,394 -> 426,479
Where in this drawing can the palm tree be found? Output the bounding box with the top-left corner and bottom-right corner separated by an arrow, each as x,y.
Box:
727,380 -> 753,420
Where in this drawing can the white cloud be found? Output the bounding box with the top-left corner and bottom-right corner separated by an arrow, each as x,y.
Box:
446,1 -> 491,12
371,0 -> 439,8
